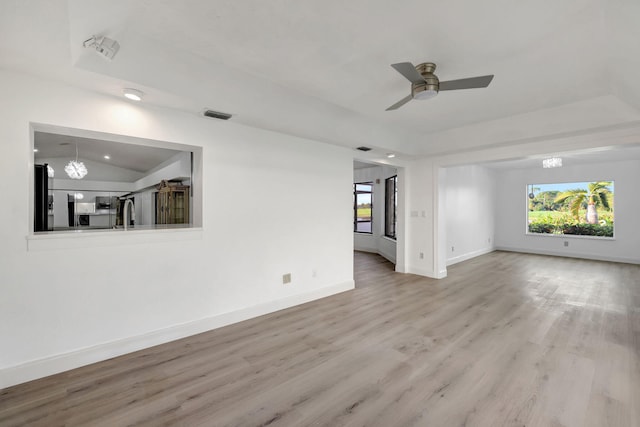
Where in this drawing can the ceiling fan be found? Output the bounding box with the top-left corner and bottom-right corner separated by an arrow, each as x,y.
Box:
386,62 -> 494,111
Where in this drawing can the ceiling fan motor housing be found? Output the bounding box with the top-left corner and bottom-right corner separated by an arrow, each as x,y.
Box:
412,62 -> 439,99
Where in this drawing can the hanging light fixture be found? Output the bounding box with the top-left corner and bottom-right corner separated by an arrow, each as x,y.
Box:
542,157 -> 562,168
64,143 -> 88,179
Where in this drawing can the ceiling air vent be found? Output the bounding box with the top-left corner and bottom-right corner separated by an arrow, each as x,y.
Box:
204,109 -> 232,120
356,146 -> 372,152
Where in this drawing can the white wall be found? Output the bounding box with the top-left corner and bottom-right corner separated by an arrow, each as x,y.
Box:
494,159 -> 640,264
133,151 -> 191,191
353,165 -> 397,263
443,165 -> 496,266
404,158 -> 441,277
0,70 -> 354,388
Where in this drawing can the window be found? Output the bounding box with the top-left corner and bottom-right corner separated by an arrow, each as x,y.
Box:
354,182 -> 373,233
527,181 -> 614,238
385,175 -> 397,239
32,125 -> 202,234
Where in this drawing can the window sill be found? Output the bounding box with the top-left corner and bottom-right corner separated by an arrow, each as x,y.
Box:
27,226 -> 203,251
525,232 -> 615,241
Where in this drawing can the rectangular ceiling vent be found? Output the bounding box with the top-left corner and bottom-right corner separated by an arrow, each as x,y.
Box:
204,109 -> 232,120
356,146 -> 372,152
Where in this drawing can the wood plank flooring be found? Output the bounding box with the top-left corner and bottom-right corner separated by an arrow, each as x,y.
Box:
1,250 -> 639,426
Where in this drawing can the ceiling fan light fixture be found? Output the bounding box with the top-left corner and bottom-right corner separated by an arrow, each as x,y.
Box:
386,61 -> 493,110
412,80 -> 439,101
414,88 -> 438,100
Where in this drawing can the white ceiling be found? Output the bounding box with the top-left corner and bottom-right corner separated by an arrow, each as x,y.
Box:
33,132 -> 183,173
482,143 -> 640,170
3,0 -> 640,162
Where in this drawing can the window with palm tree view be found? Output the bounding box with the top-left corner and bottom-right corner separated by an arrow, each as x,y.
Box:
527,181 -> 614,237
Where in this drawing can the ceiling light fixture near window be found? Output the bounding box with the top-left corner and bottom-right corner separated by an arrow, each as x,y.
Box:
123,88 -> 143,101
387,153 -> 396,158
65,143 -> 88,179
542,157 -> 562,168
104,155 -> 110,160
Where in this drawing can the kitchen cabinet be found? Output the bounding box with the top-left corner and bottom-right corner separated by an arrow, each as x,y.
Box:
156,180 -> 190,224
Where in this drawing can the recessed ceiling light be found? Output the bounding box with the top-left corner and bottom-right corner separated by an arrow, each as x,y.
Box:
387,153 -> 396,158
123,88 -> 143,101
33,148 -> 38,152
104,155 -> 110,160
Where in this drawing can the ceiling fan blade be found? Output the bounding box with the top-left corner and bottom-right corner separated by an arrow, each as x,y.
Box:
439,75 -> 494,91
386,94 -> 413,111
390,62 -> 426,85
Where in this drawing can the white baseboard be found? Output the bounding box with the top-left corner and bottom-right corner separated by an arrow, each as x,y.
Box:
407,266 -> 447,279
447,246 -> 495,266
495,246 -> 640,265
0,280 -> 354,389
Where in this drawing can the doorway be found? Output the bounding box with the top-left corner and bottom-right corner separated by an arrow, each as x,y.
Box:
352,160 -> 405,273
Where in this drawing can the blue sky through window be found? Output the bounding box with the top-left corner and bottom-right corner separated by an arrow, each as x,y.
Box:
530,181 -> 614,193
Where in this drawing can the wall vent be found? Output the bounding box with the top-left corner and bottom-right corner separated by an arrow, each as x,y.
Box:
356,146 -> 372,151
204,109 -> 232,120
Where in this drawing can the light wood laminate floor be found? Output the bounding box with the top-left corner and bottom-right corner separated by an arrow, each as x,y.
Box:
1,251 -> 639,426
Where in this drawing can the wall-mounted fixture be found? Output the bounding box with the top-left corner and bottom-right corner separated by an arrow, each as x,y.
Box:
83,35 -> 120,60
123,88 -> 143,101
64,143 -> 88,179
542,157 -> 562,168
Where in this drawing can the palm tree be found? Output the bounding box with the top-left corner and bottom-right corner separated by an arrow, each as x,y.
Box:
554,181 -> 612,224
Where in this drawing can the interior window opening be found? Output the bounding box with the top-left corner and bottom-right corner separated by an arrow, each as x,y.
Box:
33,128 -> 200,233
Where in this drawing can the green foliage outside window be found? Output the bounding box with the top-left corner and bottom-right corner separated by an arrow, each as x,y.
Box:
527,181 -> 614,238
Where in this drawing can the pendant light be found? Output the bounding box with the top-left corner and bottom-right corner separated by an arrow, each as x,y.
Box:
64,143 -> 88,179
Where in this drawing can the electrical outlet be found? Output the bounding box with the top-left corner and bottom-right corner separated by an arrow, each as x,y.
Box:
419,252 -> 424,259
564,241 -> 569,247
451,246 -> 455,252
488,237 -> 491,244
282,273 -> 291,284
312,269 -> 317,278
